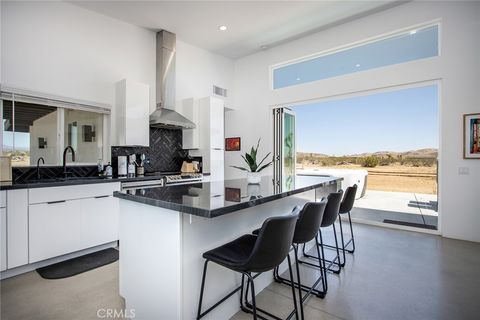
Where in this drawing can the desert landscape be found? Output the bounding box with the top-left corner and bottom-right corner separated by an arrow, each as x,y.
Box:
297,148 -> 438,194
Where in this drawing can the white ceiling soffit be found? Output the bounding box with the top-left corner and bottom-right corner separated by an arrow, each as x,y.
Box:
68,0 -> 408,59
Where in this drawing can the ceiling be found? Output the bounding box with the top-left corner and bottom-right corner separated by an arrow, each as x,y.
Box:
69,0 -> 406,59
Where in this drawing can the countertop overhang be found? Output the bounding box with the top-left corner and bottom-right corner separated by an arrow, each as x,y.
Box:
114,175 -> 342,218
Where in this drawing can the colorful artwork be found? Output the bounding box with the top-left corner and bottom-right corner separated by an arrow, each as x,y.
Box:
225,137 -> 241,151
464,113 -> 480,159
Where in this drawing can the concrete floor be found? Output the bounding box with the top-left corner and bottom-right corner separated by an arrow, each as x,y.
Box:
2,223 -> 480,320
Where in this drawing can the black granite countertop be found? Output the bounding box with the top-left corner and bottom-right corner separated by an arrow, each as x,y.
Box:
113,175 -> 342,218
0,175 -> 165,190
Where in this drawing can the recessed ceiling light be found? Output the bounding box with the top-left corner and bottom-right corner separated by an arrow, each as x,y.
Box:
261,45 -> 268,50
355,63 -> 361,67
218,25 -> 227,31
296,77 -> 301,81
410,30 -> 417,35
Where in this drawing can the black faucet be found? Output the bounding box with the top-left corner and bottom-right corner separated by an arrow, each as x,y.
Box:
36,157 -> 45,180
62,146 -> 76,178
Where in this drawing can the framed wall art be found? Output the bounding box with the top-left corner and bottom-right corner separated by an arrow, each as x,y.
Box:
225,137 -> 241,151
464,113 -> 480,159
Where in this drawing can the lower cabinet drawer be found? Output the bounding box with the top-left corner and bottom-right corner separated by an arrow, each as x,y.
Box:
28,196 -> 119,263
29,200 -> 83,263
81,195 -> 118,249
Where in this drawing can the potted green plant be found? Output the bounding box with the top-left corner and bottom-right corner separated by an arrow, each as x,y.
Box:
231,139 -> 272,184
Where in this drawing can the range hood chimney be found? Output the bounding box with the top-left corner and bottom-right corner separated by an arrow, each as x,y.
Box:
150,30 -> 195,129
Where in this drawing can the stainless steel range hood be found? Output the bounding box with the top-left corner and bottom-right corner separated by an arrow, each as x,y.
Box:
150,30 -> 195,129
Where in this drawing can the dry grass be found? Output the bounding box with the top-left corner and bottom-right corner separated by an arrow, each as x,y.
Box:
300,163 -> 437,194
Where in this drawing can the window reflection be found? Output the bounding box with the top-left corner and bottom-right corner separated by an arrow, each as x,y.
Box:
2,100 -> 57,166
64,109 -> 103,163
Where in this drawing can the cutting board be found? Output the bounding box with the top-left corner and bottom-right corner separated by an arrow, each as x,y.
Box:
0,156 -> 12,181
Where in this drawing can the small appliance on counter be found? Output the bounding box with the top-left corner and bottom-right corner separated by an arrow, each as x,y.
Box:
117,155 -> 127,177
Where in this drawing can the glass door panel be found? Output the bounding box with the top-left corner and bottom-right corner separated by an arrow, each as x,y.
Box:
282,110 -> 296,190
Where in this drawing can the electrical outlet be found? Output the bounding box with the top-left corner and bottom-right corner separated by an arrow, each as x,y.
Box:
458,167 -> 469,175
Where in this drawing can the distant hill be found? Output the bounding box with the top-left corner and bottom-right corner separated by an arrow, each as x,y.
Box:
298,148 -> 438,159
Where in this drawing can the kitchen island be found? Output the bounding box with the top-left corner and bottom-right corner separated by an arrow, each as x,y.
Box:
114,175 -> 341,320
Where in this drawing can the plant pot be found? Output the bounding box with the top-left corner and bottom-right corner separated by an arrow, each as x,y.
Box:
247,172 -> 262,184
247,184 -> 261,197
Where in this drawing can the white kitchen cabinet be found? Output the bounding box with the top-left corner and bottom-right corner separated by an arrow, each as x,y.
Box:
6,189 -> 29,268
180,98 -> 200,149
81,195 -> 118,249
194,96 -> 224,149
29,199 -> 83,263
189,96 -> 225,179
115,79 -> 150,146
1,208 -> 6,271
209,149 -> 225,182
29,182 -> 119,204
209,97 -> 225,149
28,183 -> 120,264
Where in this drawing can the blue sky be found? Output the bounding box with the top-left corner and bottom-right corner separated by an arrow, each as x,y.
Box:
3,130 -> 30,151
291,85 -> 439,155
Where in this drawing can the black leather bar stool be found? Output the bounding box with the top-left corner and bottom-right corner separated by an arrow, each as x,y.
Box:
322,185 -> 358,266
301,190 -> 343,278
197,214 -> 299,320
339,184 -> 357,255
268,200 -> 328,320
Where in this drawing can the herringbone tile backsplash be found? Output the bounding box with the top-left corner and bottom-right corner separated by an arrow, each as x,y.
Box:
111,127 -> 189,174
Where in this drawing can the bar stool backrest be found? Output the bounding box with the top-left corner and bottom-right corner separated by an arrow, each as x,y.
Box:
293,199 -> 328,244
339,184 -> 358,214
320,190 -> 343,227
243,214 -> 298,273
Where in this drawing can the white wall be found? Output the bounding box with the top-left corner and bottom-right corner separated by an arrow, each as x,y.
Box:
1,0 -> 155,145
227,1 -> 480,242
176,40 -> 234,110
1,1 -> 234,143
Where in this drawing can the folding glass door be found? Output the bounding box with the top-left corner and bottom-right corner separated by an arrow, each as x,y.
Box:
273,108 -> 296,190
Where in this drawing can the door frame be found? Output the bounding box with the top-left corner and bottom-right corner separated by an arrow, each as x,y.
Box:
271,79 -> 443,236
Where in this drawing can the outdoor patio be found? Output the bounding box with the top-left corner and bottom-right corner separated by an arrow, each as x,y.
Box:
351,190 -> 438,229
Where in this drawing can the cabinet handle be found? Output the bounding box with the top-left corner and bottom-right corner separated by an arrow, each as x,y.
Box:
47,200 -> 66,204
212,148 -> 222,150
95,195 -> 110,199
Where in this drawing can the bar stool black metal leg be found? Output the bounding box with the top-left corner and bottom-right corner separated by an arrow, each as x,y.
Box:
346,211 -> 356,253
275,248 -> 326,301
197,260 -> 209,320
240,274 -> 249,313
314,235 -> 326,298
246,273 -> 258,320
331,224 -> 341,274
338,218 -> 346,267
318,230 -> 328,292
293,245 -> 304,320
287,254 -> 300,320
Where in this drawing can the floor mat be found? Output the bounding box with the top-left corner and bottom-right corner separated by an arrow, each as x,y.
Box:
36,248 -> 119,279
383,219 -> 437,230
